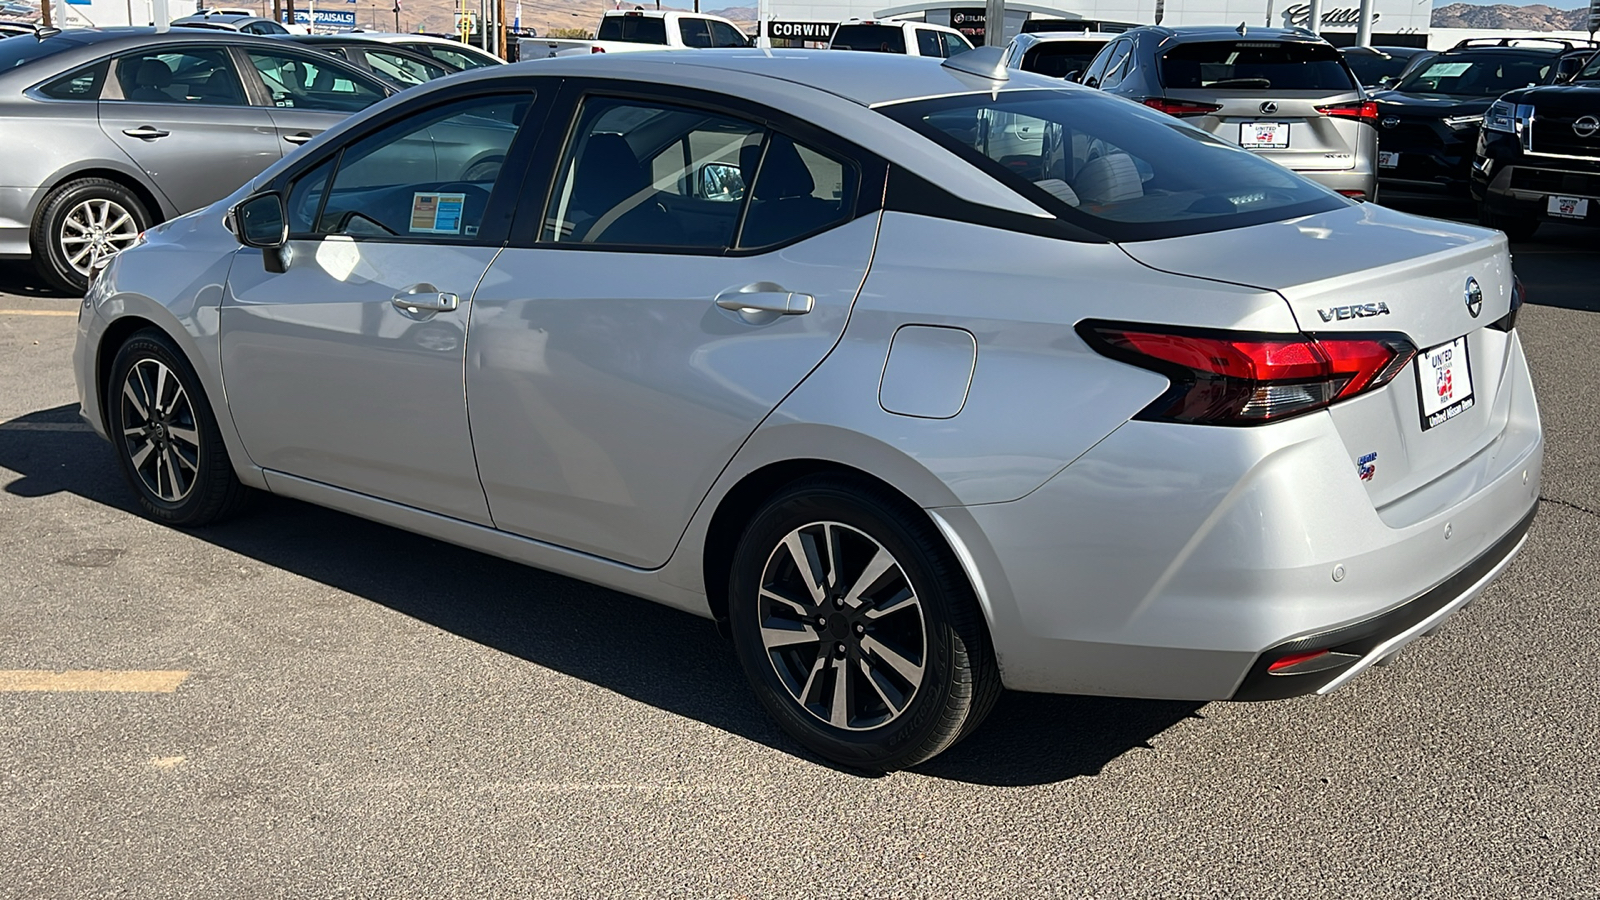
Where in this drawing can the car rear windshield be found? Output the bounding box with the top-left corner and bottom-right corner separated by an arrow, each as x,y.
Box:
596,15 -> 668,45
832,24 -> 906,54
1342,50 -> 1416,86
881,89 -> 1345,242
1161,41 -> 1354,91
1022,42 -> 1106,79
1392,52 -> 1553,96
0,33 -> 82,72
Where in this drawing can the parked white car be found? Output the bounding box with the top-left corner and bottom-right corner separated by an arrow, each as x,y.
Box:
519,9 -> 748,59
828,18 -> 972,57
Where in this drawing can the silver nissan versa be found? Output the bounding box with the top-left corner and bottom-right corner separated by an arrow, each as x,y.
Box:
74,50 -> 1541,772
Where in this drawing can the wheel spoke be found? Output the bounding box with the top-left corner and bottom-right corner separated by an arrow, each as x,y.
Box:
827,655 -> 851,728
66,244 -> 93,266
166,424 -> 199,449
861,634 -> 923,684
759,587 -> 811,619
60,235 -> 91,245
63,216 -> 89,233
841,546 -> 897,609
782,531 -> 827,607
164,446 -> 188,498
154,365 -> 171,416
106,212 -> 134,234
796,653 -> 829,706
863,586 -> 918,620
761,621 -> 820,650
128,438 -> 156,470
122,377 -> 149,421
859,658 -> 903,713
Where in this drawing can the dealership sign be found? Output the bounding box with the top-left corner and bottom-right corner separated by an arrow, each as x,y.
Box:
769,20 -> 834,41
292,9 -> 357,28
1282,4 -> 1380,28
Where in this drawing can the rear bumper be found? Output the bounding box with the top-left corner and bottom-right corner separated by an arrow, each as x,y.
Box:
1297,167 -> 1378,198
1473,160 -> 1600,228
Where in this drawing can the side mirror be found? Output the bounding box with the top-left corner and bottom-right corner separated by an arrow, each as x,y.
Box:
230,192 -> 288,273
1065,69 -> 1083,83
697,162 -> 746,202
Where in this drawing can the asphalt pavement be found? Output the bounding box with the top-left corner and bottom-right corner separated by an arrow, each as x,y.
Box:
0,203 -> 1596,898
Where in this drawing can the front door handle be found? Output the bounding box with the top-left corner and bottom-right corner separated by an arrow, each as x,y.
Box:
283,132 -> 314,145
714,284 -> 815,316
121,126 -> 170,140
391,284 -> 459,314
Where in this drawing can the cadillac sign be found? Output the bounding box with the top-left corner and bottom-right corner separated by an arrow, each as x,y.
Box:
1282,4 -> 1381,28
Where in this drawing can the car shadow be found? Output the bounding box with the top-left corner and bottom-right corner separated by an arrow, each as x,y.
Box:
0,403 -> 1202,786
0,261 -> 75,299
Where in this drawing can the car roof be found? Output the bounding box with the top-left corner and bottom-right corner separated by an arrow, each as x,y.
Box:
500,48 -> 1071,107
171,13 -> 270,24
6,26 -> 303,48
1121,25 -> 1330,45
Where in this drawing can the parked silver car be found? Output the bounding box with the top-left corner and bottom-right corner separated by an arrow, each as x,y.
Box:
75,49 -> 1541,771
1079,26 -> 1380,200
0,27 -> 393,292
356,32 -> 505,71
1003,31 -> 1115,80
169,12 -> 289,35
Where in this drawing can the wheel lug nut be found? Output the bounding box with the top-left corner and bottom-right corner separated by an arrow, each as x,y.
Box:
835,642 -> 847,656
854,623 -> 865,635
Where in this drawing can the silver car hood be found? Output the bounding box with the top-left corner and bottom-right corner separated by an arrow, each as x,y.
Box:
1115,202 -> 1513,347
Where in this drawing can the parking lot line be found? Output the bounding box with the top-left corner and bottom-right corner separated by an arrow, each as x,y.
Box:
0,420 -> 94,432
0,670 -> 190,692
0,309 -> 76,316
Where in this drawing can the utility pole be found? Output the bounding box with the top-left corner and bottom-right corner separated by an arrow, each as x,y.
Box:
393,0 -> 399,31
983,0 -> 1003,46
1354,0 -> 1373,46
497,0 -> 506,58
40,0 -> 51,27
273,0 -> 281,25
1305,0 -> 1322,34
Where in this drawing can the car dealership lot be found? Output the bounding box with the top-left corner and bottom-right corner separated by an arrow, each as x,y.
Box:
1,210 -> 1597,897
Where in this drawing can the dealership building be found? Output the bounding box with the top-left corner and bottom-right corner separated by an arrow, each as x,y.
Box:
767,0 -> 1432,47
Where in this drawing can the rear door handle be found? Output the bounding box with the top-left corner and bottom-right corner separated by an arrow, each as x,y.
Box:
283,132 -> 314,145
121,126 -> 170,140
391,284 -> 459,314
714,285 -> 814,316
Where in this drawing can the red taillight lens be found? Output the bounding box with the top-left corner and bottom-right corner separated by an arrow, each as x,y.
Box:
591,45 -> 606,53
1141,97 -> 1223,118
1078,322 -> 1417,425
1316,100 -> 1379,124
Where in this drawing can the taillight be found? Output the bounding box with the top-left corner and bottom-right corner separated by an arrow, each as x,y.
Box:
1141,97 -> 1222,118
1316,100 -> 1379,125
591,45 -> 606,53
1078,322 -> 1416,425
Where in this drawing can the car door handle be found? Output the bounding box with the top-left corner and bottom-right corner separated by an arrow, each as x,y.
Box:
714,285 -> 814,316
283,132 -> 314,145
391,285 -> 459,314
121,126 -> 170,140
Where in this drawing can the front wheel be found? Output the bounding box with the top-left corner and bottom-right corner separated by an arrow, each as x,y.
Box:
106,329 -> 251,526
728,476 -> 1000,771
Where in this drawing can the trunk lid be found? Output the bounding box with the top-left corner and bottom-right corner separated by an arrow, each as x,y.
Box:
1169,90 -> 1366,171
1118,202 -> 1520,522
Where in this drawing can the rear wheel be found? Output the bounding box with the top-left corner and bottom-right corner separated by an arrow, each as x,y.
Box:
31,177 -> 152,295
1478,204 -> 1539,242
728,476 -> 1000,771
106,329 -> 251,527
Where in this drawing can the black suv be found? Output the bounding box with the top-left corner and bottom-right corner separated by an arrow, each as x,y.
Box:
1472,50 -> 1600,239
1374,38 -> 1596,195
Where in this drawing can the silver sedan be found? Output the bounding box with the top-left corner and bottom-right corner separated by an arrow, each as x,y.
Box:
74,49 -> 1542,771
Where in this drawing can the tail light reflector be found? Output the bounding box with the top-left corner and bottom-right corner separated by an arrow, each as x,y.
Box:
1078,322 -> 1416,425
1316,100 -> 1379,124
1141,97 -> 1223,118
591,45 -> 606,53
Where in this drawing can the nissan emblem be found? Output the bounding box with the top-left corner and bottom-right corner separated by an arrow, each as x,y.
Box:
1465,277 -> 1483,318
1574,116 -> 1600,139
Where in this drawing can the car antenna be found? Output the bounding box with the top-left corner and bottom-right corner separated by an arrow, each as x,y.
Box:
1237,22 -> 1247,35
942,45 -> 1010,81
35,24 -> 62,38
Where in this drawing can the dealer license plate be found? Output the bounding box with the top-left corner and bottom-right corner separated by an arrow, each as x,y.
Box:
1240,122 -> 1289,150
1547,195 -> 1590,219
1417,336 -> 1474,431
1378,150 -> 1399,169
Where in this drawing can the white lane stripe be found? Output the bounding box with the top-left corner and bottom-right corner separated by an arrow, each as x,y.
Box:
0,421 -> 94,432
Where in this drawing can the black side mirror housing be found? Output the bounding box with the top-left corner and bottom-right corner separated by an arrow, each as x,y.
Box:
1065,69 -> 1083,83
230,192 -> 289,273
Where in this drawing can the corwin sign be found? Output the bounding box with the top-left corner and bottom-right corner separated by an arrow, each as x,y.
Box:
769,21 -> 834,41
1281,4 -> 1380,28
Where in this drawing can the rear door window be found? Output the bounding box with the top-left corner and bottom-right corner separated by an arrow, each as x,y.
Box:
939,32 -> 971,57
832,24 -> 906,54
245,49 -> 388,112
916,29 -> 941,57
113,48 -> 247,106
708,21 -> 750,48
596,15 -> 668,44
1022,42 -> 1104,79
1161,41 -> 1355,91
679,19 -> 713,49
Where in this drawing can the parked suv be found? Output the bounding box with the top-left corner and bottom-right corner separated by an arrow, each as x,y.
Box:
1003,31 -> 1116,80
1373,38 -> 1596,195
1078,26 -> 1378,199
1471,49 -> 1600,239
828,19 -> 971,57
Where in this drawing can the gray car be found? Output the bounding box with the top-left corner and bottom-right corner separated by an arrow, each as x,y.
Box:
0,27 -> 393,293
169,13 -> 289,35
1079,26 -> 1380,200
75,49 -> 1541,771
278,34 -> 458,87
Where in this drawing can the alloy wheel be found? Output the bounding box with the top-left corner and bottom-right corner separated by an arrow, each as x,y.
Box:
59,198 -> 141,276
118,358 -> 201,504
756,521 -> 927,731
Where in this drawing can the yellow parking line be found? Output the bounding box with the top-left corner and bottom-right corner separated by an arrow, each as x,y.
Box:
0,309 -> 76,316
0,670 -> 190,692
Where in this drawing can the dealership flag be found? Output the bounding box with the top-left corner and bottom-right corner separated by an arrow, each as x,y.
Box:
514,0 -> 520,30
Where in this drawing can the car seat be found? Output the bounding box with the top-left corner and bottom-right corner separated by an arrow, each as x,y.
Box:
564,132 -> 676,244
127,59 -> 175,102
738,136 -> 840,248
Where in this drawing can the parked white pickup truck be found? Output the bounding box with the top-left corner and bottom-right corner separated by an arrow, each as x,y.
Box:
519,9 -> 751,59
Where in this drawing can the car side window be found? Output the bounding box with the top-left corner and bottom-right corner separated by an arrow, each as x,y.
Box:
737,134 -> 857,250
363,48 -> 449,85
413,45 -> 485,70
38,59 -> 109,100
1080,40 -> 1119,87
1099,40 -> 1134,89
244,49 -> 387,112
296,93 -> 531,240
113,48 -> 246,106
916,29 -> 942,57
541,97 -> 763,248
708,21 -> 749,48
940,32 -> 970,57
679,19 -> 713,49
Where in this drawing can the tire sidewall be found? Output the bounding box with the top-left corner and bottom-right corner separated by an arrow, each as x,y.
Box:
35,180 -> 151,294
106,331 -> 223,525
728,483 -> 969,770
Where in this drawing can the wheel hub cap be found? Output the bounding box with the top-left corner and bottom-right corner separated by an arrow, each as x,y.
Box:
60,198 -> 140,276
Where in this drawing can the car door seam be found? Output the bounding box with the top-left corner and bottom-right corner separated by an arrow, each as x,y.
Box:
462,244 -> 506,530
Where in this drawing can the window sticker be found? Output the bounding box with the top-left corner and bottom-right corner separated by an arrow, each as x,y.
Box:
409,192 -> 466,234
1420,62 -> 1471,78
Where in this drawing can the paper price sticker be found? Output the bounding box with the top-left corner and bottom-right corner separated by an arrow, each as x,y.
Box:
410,192 -> 467,235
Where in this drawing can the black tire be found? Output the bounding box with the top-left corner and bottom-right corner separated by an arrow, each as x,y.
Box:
728,475 -> 1001,772
1478,204 -> 1539,242
30,177 -> 153,295
106,328 -> 252,527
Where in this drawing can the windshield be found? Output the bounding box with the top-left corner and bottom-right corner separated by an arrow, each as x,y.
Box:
1577,51 -> 1600,82
1393,53 -> 1553,96
0,32 -> 81,72
832,25 -> 906,53
881,90 -> 1344,242
1161,41 -> 1354,91
1343,50 -> 1415,86
596,15 -> 668,45
1022,42 -> 1106,79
